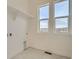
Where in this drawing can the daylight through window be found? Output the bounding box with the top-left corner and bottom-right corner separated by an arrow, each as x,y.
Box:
55,0 -> 69,32
39,5 -> 49,32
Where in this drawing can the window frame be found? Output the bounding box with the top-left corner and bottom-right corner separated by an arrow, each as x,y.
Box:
53,0 -> 71,33
38,3 -> 49,32
37,0 -> 71,34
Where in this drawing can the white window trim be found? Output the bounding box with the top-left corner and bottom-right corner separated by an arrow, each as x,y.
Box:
37,0 -> 71,34
52,0 -> 71,34
37,3 -> 49,33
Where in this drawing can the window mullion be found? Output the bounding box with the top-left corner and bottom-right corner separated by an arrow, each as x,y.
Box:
49,0 -> 55,32
55,16 -> 69,19
55,0 -> 66,3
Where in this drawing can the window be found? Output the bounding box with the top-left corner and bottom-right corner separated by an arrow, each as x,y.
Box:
55,18 -> 68,32
39,4 -> 49,32
38,0 -> 70,33
55,0 -> 69,32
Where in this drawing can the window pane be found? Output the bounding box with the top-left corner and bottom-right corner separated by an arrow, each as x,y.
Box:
39,5 -> 49,32
55,18 -> 68,32
40,6 -> 49,19
40,19 -> 48,32
55,0 -> 69,17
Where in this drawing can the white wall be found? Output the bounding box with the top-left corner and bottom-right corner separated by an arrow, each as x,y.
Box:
7,0 -> 33,17
7,0 -> 72,58
7,7 -> 28,59
27,0 -> 72,58
28,33 -> 72,57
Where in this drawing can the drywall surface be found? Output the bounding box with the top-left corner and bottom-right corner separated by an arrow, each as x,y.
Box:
28,32 -> 72,57
27,0 -> 72,58
7,8 -> 28,59
28,19 -> 72,57
7,0 -> 34,17
7,0 -> 72,58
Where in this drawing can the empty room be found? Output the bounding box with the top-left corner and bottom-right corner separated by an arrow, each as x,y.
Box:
7,0 -> 72,59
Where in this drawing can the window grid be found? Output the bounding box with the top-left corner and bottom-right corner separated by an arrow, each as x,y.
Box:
38,0 -> 70,33
54,0 -> 69,32
39,4 -> 49,32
